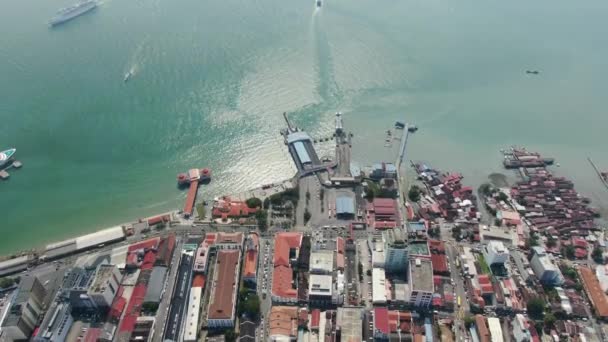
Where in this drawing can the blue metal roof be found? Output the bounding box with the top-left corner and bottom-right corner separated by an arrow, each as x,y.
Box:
336,196 -> 355,214
294,141 -> 311,164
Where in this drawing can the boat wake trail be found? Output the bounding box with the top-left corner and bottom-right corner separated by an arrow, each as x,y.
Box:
311,9 -> 341,108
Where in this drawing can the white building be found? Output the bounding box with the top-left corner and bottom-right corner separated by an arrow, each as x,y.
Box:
383,229 -> 407,273
461,247 -> 478,278
372,268 -> 387,304
408,258 -> 434,308
310,251 -> 334,275
309,274 -> 334,307
530,247 -> 564,286
512,314 -> 531,342
184,287 -> 202,342
487,317 -> 504,342
88,264 -> 121,309
483,241 -> 509,265
370,237 -> 385,269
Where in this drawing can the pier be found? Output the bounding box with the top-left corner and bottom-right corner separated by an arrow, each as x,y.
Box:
177,168 -> 211,218
588,157 -> 608,191
0,160 -> 22,181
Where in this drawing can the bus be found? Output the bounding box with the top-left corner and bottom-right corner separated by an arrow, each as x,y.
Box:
457,296 -> 461,307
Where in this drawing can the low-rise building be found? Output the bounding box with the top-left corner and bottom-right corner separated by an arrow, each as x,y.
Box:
207,250 -> 241,328
309,250 -> 334,275
408,258 -> 434,308
184,287 -> 202,341
308,274 -> 333,308
372,268 -> 387,305
579,266 -> 608,320
243,233 -> 259,288
271,233 -> 303,304
474,315 -> 490,342
487,317 -> 504,342
268,306 -> 299,341
336,307 -> 363,342
512,314 -> 531,342
483,240 -> 509,265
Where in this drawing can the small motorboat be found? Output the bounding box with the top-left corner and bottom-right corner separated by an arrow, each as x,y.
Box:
526,70 -> 540,75
316,0 -> 322,7
124,70 -> 133,82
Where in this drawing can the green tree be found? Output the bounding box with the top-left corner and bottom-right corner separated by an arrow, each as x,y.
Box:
452,225 -> 462,240
564,245 -> 575,259
544,313 -> 556,329
225,330 -> 237,342
0,278 -> 15,289
464,316 -> 475,329
255,210 -> 268,231
358,262 -> 363,276
479,183 -> 493,196
592,247 -> 604,263
408,185 -> 422,202
246,197 -> 262,209
496,192 -> 509,202
527,297 -> 546,320
563,267 -> 577,280
366,269 -> 372,276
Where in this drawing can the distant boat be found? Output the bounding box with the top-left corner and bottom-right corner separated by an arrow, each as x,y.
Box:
0,148 -> 16,168
526,70 -> 540,75
316,0 -> 322,7
124,70 -> 134,82
49,0 -> 98,27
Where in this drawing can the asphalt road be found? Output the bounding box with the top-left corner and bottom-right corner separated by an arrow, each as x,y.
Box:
163,253 -> 193,341
152,239 -> 183,342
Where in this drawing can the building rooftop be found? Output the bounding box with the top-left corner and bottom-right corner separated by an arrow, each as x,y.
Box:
409,258 -> 434,293
207,250 -> 240,320
310,251 -> 334,274
336,196 -> 355,215
579,266 -> 608,318
384,229 -> 406,247
336,307 -> 363,342
487,317 -> 503,342
409,242 -> 430,256
89,264 -> 117,294
269,306 -> 298,339
308,274 -> 333,297
272,232 -> 303,301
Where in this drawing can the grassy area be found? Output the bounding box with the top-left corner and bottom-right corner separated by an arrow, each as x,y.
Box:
477,255 -> 491,275
196,203 -> 206,219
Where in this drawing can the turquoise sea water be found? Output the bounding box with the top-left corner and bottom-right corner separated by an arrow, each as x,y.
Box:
1,0 -> 607,253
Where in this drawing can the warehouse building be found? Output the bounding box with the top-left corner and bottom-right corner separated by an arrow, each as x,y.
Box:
336,195 -> 355,219
207,250 -> 241,328
143,266 -> 167,305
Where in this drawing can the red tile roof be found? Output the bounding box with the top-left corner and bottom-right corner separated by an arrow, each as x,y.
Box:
431,254 -> 448,274
428,239 -> 446,253
208,250 -> 240,320
192,274 -> 206,288
374,308 -> 389,334
579,266 -> 608,318
475,315 -> 490,342
243,249 -> 258,279
83,328 -> 101,342
311,309 -> 321,329
212,197 -> 258,219
271,233 -> 302,300
128,237 -> 160,252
